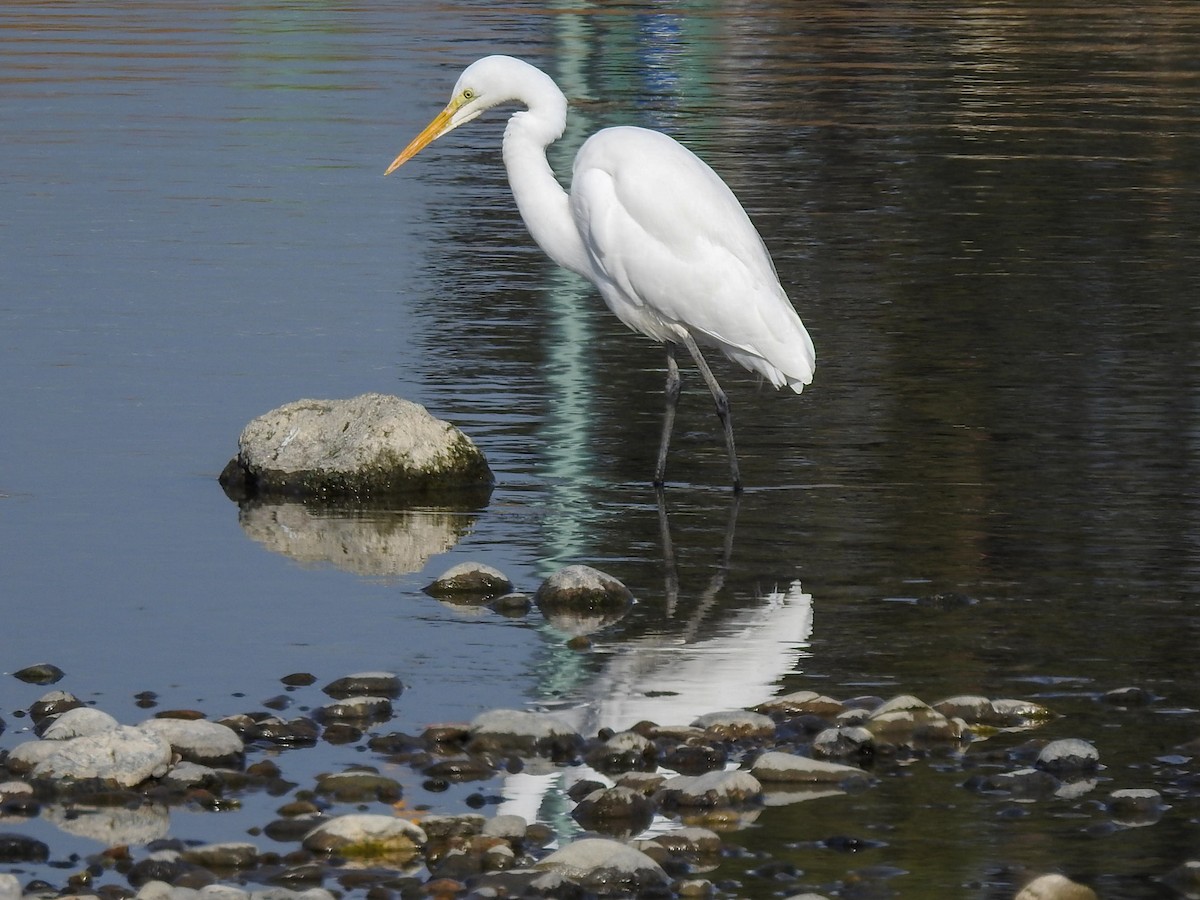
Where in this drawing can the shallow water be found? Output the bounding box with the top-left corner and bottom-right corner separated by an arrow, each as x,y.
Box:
2,2 -> 1199,897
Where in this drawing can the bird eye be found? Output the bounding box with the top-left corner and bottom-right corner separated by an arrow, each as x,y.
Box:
462,88 -> 476,101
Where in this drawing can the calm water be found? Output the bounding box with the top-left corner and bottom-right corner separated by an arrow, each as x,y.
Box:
2,2 -> 1199,896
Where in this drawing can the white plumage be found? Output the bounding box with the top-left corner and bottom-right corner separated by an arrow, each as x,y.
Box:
387,55 -> 815,489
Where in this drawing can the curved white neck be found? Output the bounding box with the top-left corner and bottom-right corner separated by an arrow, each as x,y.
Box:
501,106 -> 592,279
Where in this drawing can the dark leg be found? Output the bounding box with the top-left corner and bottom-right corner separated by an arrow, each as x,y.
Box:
654,343 -> 683,487
679,332 -> 742,492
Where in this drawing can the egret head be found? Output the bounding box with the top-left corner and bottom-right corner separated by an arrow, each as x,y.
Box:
385,56 -> 562,175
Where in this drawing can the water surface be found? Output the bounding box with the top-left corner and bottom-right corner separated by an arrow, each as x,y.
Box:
2,2 -> 1199,896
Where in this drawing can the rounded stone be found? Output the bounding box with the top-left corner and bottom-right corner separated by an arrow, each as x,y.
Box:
1035,738 -> 1100,775
692,710 -> 775,740
1015,873 -> 1098,900
12,664 -> 65,685
424,562 -> 514,599
659,769 -> 763,807
223,393 -> 493,500
303,814 -> 427,862
534,837 -> 668,892
322,672 -> 403,699
534,565 -> 633,611
139,718 -> 244,766
751,750 -> 871,786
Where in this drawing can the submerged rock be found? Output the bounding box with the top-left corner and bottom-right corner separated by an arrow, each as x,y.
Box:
220,393 -> 493,501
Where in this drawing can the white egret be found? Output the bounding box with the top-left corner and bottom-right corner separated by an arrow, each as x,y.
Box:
387,55 -> 814,490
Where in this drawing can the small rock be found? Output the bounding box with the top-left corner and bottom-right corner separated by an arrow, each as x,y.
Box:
811,725 -> 875,759
468,709 -> 582,758
322,672 -> 403,699
755,691 -> 845,718
424,562 -> 513,599
1107,788 -> 1164,824
586,730 -> 657,773
139,718 -> 244,766
314,770 -> 403,803
1102,686 -> 1154,706
303,814 -> 426,863
12,664 -> 65,685
534,565 -> 633,611
180,842 -> 260,870
1014,873 -> 1097,900
572,786 -> 655,834
659,769 -> 763,807
315,696 -> 393,722
751,751 -> 871,786
1035,739 -> 1100,775
534,837 -> 668,892
481,814 -> 527,843
0,874 -> 21,900
692,710 -> 775,741
1162,861 -> 1200,895
0,833 -> 49,862
650,826 -> 723,856
29,690 -> 83,724
867,695 -> 962,742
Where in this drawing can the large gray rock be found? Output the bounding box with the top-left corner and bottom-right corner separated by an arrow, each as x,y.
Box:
221,393 -> 493,500
23,725 -> 172,787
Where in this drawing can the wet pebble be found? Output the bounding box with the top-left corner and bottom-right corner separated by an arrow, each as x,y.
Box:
322,672 -> 403,699
12,664 -> 65,686
314,769 -> 403,803
534,565 -> 633,617
572,785 -> 656,834
467,709 -> 582,759
302,814 -> 427,863
314,696 -> 393,723
29,690 -> 83,726
585,729 -> 658,773
750,750 -> 872,787
1107,787 -> 1164,825
659,769 -> 763,808
0,832 -> 49,862
534,837 -> 669,894
1035,738 -> 1100,775
140,718 -> 244,766
424,562 -> 513,599
1014,873 -> 1097,899
692,710 -> 775,741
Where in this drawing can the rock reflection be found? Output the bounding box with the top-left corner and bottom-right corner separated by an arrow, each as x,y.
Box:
235,502 -> 477,577
43,800 -> 170,845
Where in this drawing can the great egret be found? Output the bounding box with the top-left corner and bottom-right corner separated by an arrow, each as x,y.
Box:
387,55 -> 814,490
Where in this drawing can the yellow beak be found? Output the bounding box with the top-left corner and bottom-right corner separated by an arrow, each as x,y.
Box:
385,103 -> 457,175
